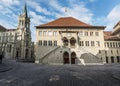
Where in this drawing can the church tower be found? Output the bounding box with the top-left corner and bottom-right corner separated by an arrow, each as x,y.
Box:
16,4 -> 32,60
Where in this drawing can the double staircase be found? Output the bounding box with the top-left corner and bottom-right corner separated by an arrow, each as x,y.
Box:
39,46 -> 60,63
75,47 -> 102,65
39,45 -> 102,65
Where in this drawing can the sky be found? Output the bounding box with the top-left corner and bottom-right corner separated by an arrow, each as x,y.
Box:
0,0 -> 120,42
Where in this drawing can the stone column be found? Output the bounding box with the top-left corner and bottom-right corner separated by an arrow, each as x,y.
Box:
76,32 -> 79,48
68,39 -> 71,64
59,31 -> 63,48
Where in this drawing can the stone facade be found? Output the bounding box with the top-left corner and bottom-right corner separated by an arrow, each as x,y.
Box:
16,4 -> 32,60
35,17 -> 111,65
0,4 -> 33,61
101,21 -> 120,64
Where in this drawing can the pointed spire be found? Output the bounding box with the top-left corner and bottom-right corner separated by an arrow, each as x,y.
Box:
23,3 -> 28,17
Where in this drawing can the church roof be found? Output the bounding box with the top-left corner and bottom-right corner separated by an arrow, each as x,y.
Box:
7,29 -> 16,31
20,3 -> 28,18
36,17 -> 105,29
0,25 -> 7,31
23,3 -> 28,17
104,31 -> 120,41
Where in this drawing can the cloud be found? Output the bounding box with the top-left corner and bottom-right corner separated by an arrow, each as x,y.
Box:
89,0 -> 97,2
107,4 -> 120,22
1,0 -> 20,6
28,1 -> 51,15
1,0 -> 119,41
29,11 -> 52,25
67,4 -> 93,23
49,0 -> 93,24
105,4 -> 120,31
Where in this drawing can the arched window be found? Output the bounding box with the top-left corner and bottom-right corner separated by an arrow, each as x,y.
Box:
70,37 -> 76,46
62,37 -> 68,46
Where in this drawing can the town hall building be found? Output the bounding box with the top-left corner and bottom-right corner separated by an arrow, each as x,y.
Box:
35,17 -> 120,65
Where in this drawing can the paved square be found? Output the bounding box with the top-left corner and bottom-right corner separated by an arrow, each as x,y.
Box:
0,60 -> 120,86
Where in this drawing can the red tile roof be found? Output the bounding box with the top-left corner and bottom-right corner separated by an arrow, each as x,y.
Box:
36,17 -> 105,28
112,21 -> 120,35
104,31 -> 112,36
104,31 -> 120,41
113,20 -> 120,29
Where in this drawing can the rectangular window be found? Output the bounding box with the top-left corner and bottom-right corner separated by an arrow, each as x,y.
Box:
91,41 -> 95,46
53,31 -> 57,36
39,40 -> 42,46
48,31 -> 53,36
39,31 -> 42,36
99,50 -> 101,54
79,41 -> 82,46
119,42 -> 120,47
54,41 -> 57,46
111,50 -> 113,54
79,31 -> 84,36
110,42 -> 112,47
85,41 -> 89,46
43,31 -> 47,36
107,42 -> 109,47
48,41 -> 52,46
84,32 -> 88,36
113,42 -> 115,47
43,40 -> 47,46
105,51 -> 107,54
96,41 -> 100,47
116,42 -> 118,47
104,42 -> 106,47
90,32 -> 93,36
79,41 -> 84,46
117,50 -> 119,54
95,32 -> 99,36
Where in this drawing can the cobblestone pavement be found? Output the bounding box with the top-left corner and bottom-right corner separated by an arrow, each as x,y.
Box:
0,60 -> 120,86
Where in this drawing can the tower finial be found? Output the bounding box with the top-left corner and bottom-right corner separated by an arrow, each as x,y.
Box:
23,2 -> 28,17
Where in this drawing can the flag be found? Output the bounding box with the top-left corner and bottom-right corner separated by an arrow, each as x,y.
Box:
65,8 -> 67,12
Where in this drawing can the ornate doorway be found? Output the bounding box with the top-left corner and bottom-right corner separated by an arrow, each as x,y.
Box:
71,52 -> 76,64
25,49 -> 28,59
63,52 -> 69,64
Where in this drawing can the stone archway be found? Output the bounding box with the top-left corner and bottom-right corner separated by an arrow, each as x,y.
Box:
63,52 -> 69,64
25,49 -> 28,59
16,48 -> 20,57
106,56 -> 108,63
71,52 -> 76,64
111,56 -> 114,63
